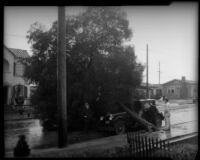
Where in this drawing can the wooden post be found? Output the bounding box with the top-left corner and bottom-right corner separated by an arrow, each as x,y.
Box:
127,132 -> 131,156
134,133 -> 137,156
136,134 -> 139,157
146,44 -> 149,98
148,137 -> 151,157
145,136 -> 148,157
151,138 -> 154,157
142,135 -> 146,157
156,138 -> 159,150
57,6 -> 67,148
158,61 -> 160,84
138,134 -> 141,157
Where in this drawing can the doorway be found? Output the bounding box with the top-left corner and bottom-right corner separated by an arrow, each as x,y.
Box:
4,85 -> 8,105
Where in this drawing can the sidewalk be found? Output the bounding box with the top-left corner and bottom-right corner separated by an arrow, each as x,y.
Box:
5,120 -> 198,157
156,99 -> 195,106
156,101 -> 196,111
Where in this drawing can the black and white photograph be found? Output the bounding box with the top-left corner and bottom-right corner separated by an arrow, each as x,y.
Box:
3,2 -> 198,158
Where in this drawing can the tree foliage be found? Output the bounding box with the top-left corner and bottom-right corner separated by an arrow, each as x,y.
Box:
25,7 -> 144,130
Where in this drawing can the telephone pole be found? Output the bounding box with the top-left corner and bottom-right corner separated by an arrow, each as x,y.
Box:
57,6 -> 67,148
157,61 -> 162,85
158,61 -> 160,84
146,44 -> 149,99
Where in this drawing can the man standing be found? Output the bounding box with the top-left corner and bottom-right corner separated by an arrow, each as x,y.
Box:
164,98 -> 171,130
82,102 -> 93,132
148,101 -> 159,126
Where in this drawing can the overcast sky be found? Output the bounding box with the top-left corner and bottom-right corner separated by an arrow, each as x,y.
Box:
4,2 -> 198,84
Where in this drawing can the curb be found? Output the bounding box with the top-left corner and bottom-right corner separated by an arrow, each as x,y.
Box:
168,132 -> 198,145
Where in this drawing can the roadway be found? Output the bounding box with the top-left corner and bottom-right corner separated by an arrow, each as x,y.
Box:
4,102 -> 198,154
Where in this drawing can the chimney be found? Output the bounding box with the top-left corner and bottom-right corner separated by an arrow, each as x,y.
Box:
182,76 -> 186,81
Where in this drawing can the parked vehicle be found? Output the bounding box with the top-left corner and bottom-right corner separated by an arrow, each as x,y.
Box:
98,99 -> 164,135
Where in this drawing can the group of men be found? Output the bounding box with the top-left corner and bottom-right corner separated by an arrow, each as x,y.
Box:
141,97 -> 171,131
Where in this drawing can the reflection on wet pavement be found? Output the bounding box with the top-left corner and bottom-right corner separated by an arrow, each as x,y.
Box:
161,106 -> 197,125
4,119 -> 46,152
143,121 -> 198,140
4,105 -> 198,152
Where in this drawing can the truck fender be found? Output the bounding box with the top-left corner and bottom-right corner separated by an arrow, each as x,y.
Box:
113,116 -> 125,123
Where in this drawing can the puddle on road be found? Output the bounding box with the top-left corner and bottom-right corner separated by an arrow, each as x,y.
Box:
4,119 -> 46,152
170,107 -> 197,125
4,106 -> 198,152
145,121 -> 198,140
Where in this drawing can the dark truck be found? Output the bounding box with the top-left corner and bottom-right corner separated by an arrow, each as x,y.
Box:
98,99 -> 164,134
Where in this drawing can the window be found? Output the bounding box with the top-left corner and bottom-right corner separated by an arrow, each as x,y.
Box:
168,89 -> 170,94
4,60 -> 9,73
14,85 -> 27,98
172,89 -> 174,94
15,63 -> 25,76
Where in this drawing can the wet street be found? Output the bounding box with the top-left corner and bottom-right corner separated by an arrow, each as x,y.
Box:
4,103 -> 198,153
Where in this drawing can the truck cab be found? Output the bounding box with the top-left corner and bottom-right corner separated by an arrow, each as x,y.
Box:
99,99 -> 164,134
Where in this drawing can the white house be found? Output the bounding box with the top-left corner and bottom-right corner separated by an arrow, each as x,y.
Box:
3,45 -> 31,106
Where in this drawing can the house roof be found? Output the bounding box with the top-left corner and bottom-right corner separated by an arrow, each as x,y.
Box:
4,45 -> 30,59
162,79 -> 179,85
8,48 -> 30,59
162,79 -> 197,85
140,83 -> 162,88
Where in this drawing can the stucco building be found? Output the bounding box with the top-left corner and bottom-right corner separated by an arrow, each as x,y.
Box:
136,76 -> 197,100
162,76 -> 197,99
3,45 -> 31,106
136,83 -> 163,99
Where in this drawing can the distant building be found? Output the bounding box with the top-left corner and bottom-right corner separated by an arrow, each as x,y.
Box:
149,84 -> 163,99
135,83 -> 163,99
162,76 -> 197,99
3,45 -> 31,106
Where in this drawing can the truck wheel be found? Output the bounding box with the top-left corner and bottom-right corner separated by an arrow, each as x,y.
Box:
114,119 -> 126,135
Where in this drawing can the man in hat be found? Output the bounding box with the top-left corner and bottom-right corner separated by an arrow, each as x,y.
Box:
164,98 -> 171,130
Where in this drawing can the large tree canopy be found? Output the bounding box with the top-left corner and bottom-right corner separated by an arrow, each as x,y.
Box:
25,7 -> 144,130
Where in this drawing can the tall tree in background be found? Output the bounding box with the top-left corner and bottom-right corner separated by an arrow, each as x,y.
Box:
25,7 -> 144,130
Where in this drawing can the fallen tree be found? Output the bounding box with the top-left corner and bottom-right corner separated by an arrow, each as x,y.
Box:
117,102 -> 159,131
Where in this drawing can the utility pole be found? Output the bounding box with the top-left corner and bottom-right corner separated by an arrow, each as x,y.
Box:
57,6 -> 67,148
146,44 -> 149,99
158,61 -> 160,84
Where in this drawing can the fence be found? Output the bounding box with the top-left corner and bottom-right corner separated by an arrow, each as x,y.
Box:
127,131 -> 170,158
127,131 -> 196,159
